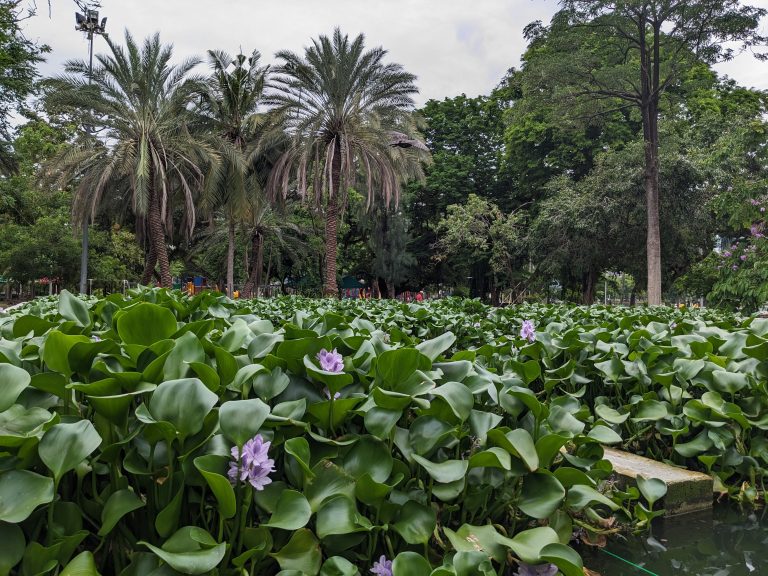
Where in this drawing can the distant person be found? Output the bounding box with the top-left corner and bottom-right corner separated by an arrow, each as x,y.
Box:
415,290 -> 423,302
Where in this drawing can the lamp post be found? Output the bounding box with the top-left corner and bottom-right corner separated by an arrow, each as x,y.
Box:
75,9 -> 107,295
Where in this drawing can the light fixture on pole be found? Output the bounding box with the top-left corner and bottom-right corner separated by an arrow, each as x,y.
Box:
75,8 -> 107,295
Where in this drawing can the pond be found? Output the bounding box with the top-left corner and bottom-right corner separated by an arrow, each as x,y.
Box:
583,506 -> 767,575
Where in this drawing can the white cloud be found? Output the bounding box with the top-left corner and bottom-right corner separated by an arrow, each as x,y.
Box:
21,0 -> 768,106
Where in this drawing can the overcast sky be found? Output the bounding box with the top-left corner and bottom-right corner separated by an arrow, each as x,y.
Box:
21,0 -> 768,106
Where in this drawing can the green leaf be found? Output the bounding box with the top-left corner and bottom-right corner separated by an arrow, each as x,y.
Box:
264,490 -> 312,530
42,331 -> 90,375
415,332 -> 456,361
392,551 -> 431,576
376,348 -> 431,390
60,551 -> 102,576
519,471 -> 566,519
117,303 -> 178,346
594,404 -> 629,425
636,476 -> 667,508
587,425 -> 622,444
540,543 -> 584,576
284,437 -> 314,478
140,526 -> 225,575
0,364 -> 30,412
148,378 -> 218,440
271,529 -> 322,576
565,485 -> 619,511
58,290 -> 91,328
393,501 -> 436,544
194,455 -> 236,519
342,436 -> 393,483
0,470 -> 54,522
219,399 -> 270,447
99,489 -> 145,536
163,332 -> 204,381
306,462 -> 356,512
428,381 -> 474,423
0,521 -> 25,575
316,495 -> 371,538
469,447 -> 512,471
320,556 -> 358,576
489,428 -> 539,471
39,420 -> 102,481
412,454 -> 468,483
709,371 -> 749,394
503,526 -> 560,564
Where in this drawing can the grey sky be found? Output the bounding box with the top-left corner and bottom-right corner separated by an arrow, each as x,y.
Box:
22,0 -> 768,106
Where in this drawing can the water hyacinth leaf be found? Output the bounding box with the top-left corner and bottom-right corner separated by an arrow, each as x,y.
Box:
469,447 -> 512,470
219,399 -> 270,447
139,526 -> 225,575
58,290 -> 91,328
188,362 -> 220,392
0,521 -> 25,575
391,551 -> 432,576
342,436 -> 393,482
587,425 -> 622,444
631,400 -> 669,422
0,405 -> 56,447
412,455 -> 468,484
316,495 -> 371,538
59,551 -> 101,576
674,430 -> 714,458
565,485 -> 619,511
306,462 -> 356,512
429,381 -> 474,423
0,470 -> 54,522
595,356 -> 624,382
193,455 -> 236,519
271,528 -> 322,575
319,556 -> 358,576
468,410 -> 503,446
376,348 -> 431,390
308,397 -> 362,431
548,405 -> 585,435
489,428 -> 539,471
264,490 -> 312,530
99,489 -> 146,536
636,476 -> 667,508
432,477 -> 466,501
284,437 -> 314,478
304,356 -> 353,393
502,526 -> 560,565
415,331 -> 456,361
364,407 -> 401,438
709,371 -> 749,394
594,404 -> 630,425
534,434 -> 570,468
392,501 -> 436,544
116,303 -> 177,346
355,472 -> 400,506
39,420 -> 102,481
519,471 -> 566,519
29,372 -> 68,398
230,364 -> 269,395
163,332 -> 204,381
407,416 -> 454,456
12,314 -> 54,338
540,543 -> 584,576
453,551 -> 496,576
0,363 -> 30,412
444,524 -> 507,563
149,378 -> 218,440
248,333 -> 284,360
42,331 -> 90,375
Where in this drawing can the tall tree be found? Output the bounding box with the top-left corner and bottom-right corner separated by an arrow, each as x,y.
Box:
198,50 -> 269,297
267,28 -> 427,296
46,31 -> 215,287
523,0 -> 766,304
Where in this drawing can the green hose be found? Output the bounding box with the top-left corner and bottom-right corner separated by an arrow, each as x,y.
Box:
598,548 -> 660,576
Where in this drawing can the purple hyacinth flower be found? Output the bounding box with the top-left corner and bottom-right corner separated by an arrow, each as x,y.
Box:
514,562 -> 558,576
723,251 -> 732,257
323,387 -> 341,400
740,254 -> 748,261
520,320 -> 536,343
370,555 -> 393,576
228,434 -> 275,491
317,348 -> 344,372
750,198 -> 760,206
732,264 -> 739,270
91,335 -> 102,342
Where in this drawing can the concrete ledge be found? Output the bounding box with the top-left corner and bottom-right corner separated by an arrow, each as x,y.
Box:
603,448 -> 713,516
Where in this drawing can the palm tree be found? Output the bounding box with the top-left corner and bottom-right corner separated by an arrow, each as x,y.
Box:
197,50 -> 270,297
46,31 -> 215,287
268,28 -> 428,296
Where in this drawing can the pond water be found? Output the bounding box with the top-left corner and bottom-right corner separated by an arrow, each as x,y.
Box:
583,506 -> 768,576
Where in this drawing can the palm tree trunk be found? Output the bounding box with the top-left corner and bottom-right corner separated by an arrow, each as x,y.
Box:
323,141 -> 341,297
147,174 -> 172,288
141,238 -> 157,285
242,231 -> 263,298
226,217 -> 235,297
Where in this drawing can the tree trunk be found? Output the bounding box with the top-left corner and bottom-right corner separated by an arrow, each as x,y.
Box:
640,14 -> 662,305
323,141 -> 341,297
582,268 -> 596,304
226,217 -> 235,297
145,170 -> 172,288
140,225 -> 157,285
372,277 -> 381,299
242,231 -> 263,298
264,248 -> 272,297
387,279 -> 395,299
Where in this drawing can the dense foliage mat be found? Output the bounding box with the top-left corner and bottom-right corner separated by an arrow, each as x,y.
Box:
0,290 -> 761,575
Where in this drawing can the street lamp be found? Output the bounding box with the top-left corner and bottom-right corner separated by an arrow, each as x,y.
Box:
75,9 -> 107,296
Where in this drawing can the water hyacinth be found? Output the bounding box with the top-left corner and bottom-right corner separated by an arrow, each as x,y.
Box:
370,555 -> 393,576
520,319 -> 536,343
228,434 -> 275,490
514,562 -> 558,576
323,387 -> 341,400
317,348 -> 344,372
